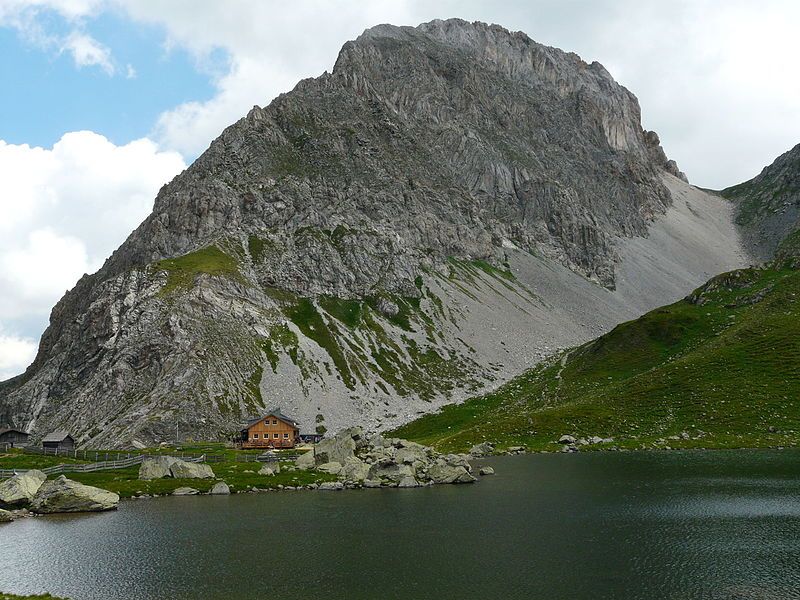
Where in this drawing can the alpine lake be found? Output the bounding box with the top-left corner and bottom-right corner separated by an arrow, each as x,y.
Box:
1,449 -> 799,600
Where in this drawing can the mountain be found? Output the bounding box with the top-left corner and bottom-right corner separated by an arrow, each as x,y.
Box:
723,143 -> 800,261
395,149 -> 800,452
0,19 -> 748,447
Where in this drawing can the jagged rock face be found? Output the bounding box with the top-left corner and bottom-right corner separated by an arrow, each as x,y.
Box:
723,143 -> 800,261
0,19 -> 746,448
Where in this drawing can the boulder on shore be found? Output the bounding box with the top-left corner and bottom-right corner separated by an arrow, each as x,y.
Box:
258,464 -> 280,476
172,487 -> 199,496
318,481 -> 344,491
317,461 -> 342,475
30,476 -> 119,513
0,469 -> 47,508
558,435 -> 577,445
313,428 -> 361,465
294,451 -> 315,470
0,508 -> 14,522
210,482 -> 231,495
169,460 -> 215,479
138,456 -> 178,480
470,442 -> 495,457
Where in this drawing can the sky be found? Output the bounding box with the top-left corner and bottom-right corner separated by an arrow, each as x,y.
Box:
0,0 -> 798,380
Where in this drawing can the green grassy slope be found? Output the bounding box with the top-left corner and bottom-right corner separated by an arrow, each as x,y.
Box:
392,258 -> 800,453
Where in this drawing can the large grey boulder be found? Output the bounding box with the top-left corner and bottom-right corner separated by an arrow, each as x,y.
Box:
210,482 -> 231,495
470,442 -> 495,457
317,462 -> 343,475
367,461 -> 415,486
258,464 -> 280,476
31,476 -> 119,513
394,441 -> 430,465
339,457 -> 370,483
138,456 -> 178,480
295,451 -> 315,470
558,435 -> 577,445
169,460 -> 215,479
427,459 -> 476,484
314,428 -> 360,465
0,470 -> 47,508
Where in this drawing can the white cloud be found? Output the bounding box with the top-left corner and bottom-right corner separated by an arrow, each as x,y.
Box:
0,330 -> 37,381
0,0 -> 116,75
0,132 -> 185,376
61,30 -> 114,74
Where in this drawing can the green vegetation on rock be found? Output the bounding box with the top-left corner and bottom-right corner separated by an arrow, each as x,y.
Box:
154,246 -> 242,295
393,263 -> 800,453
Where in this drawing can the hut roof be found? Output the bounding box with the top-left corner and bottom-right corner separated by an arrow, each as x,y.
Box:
42,430 -> 74,443
245,409 -> 300,430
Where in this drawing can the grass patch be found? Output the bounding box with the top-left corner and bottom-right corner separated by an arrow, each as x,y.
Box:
284,298 -> 355,389
392,264 -> 800,454
154,246 -> 242,295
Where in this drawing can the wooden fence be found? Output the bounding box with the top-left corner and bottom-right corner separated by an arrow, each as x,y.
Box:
0,453 -> 215,479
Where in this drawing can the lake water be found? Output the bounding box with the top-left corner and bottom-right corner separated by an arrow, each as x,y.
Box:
1,450 -> 800,599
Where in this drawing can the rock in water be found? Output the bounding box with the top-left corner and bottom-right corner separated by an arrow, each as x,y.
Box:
138,456 -> 178,480
210,482 -> 231,495
479,466 -> 495,476
30,476 -> 119,513
0,470 -> 46,508
169,460 -> 215,479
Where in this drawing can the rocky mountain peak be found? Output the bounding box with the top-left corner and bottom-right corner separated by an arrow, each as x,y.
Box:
0,19 -> 727,449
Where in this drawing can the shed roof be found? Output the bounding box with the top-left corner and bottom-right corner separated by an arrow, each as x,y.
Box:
42,430 -> 74,443
0,428 -> 28,436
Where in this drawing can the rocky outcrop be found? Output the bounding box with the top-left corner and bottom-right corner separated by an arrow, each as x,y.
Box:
299,427 -> 478,487
30,476 -> 119,513
0,470 -> 46,508
723,143 -> 800,261
1,19 -> 744,447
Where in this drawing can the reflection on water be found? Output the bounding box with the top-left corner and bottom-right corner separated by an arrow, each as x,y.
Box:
1,449 -> 799,600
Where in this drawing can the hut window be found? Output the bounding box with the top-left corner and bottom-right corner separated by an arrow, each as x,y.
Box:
273,433 -> 279,439
272,420 -> 278,425
253,434 -> 259,439
283,433 -> 289,439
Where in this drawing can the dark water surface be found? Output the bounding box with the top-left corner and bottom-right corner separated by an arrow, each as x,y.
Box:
1,450 -> 800,599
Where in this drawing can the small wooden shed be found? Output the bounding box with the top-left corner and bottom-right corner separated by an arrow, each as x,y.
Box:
42,431 -> 76,452
0,428 -> 29,448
